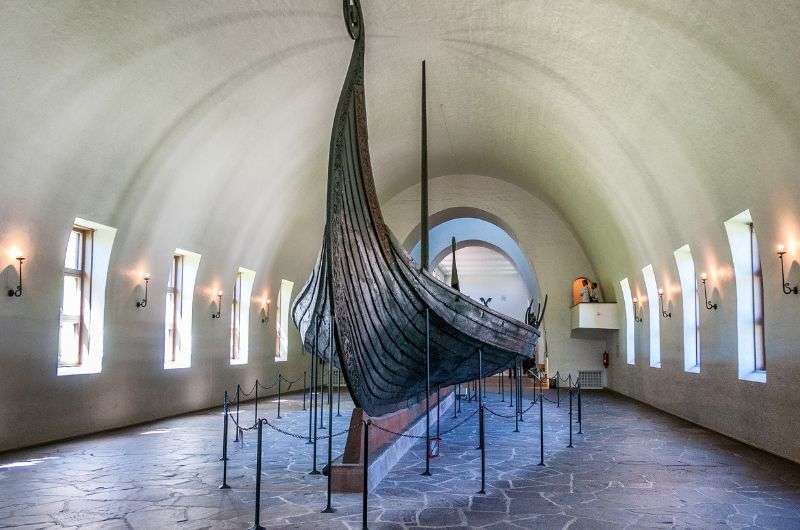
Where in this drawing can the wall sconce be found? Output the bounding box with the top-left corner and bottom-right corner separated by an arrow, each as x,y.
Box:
211,290 -> 223,319
7,255 -> 25,297
632,297 -> 643,322
261,299 -> 271,324
135,273 -> 151,308
657,288 -> 671,318
699,273 -> 718,311
777,245 -> 798,295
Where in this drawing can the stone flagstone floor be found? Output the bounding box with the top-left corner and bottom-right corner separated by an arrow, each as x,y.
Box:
1,384 -> 800,529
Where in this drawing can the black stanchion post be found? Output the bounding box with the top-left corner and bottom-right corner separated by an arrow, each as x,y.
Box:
538,376 -> 545,466
509,367 -> 514,409
337,369 -> 342,417
568,374 -> 574,448
514,365 -> 520,433
477,348 -> 484,450
254,379 -> 259,425
323,328 -> 336,513
248,420 -> 266,530
457,383 -> 461,414
422,308 -> 431,476
436,384 -> 440,441
311,364 -> 320,473
518,362 -> 524,423
577,378 -> 582,434
308,348 -> 315,444
277,375 -> 282,419
235,384 -> 241,442
303,370 -> 307,411
220,390 -> 230,459
453,383 -> 458,418
500,368 -> 505,402
319,360 -> 326,430
220,396 -> 230,488
556,371 -> 560,408
478,403 -> 486,494
362,420 -> 370,529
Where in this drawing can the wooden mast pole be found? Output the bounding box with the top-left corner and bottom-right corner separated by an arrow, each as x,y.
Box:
420,60 -> 429,271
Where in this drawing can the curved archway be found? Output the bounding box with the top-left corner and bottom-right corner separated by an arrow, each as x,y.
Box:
404,209 -> 541,318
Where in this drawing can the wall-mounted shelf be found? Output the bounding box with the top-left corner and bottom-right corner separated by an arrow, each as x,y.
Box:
570,303 -> 619,330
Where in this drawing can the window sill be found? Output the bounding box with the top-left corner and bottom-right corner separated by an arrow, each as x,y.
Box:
739,370 -> 766,383
685,365 -> 701,374
164,362 -> 191,370
57,365 -> 101,376
230,359 -> 248,366
649,362 -> 661,369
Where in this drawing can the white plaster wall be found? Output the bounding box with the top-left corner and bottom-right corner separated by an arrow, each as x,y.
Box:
0,211 -> 314,452
606,212 -> 800,463
383,174 -> 606,379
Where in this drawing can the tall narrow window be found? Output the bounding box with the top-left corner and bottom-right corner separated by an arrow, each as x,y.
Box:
642,264 -> 661,368
58,218 -> 116,376
619,278 -> 635,365
230,267 -> 255,365
275,279 -> 294,362
674,245 -> 700,372
724,210 -> 766,382
164,249 -> 201,369
59,227 -> 90,369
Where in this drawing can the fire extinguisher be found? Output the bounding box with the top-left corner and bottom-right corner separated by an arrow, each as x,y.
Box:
602,351 -> 609,368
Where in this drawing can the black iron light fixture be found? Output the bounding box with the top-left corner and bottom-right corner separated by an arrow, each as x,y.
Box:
632,297 -> 643,322
136,272 -> 150,308
7,255 -> 25,297
211,290 -> 223,319
699,273 -> 718,310
777,245 -> 798,295
658,288 -> 671,318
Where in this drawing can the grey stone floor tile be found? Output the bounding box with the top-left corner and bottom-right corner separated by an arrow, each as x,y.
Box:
1,391 -> 800,529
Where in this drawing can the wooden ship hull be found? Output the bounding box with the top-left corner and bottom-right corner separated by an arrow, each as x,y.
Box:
291,0 -> 539,417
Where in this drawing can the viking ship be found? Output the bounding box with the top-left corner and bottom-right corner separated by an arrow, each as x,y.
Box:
291,0 -> 540,416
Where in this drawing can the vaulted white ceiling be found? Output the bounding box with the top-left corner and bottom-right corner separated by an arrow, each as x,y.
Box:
2,0 -> 799,296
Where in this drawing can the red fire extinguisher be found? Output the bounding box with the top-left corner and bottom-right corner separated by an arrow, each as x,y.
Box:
602,351 -> 609,368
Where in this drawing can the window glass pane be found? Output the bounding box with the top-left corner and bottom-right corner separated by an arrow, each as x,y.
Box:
64,230 -> 82,270
62,275 -> 82,316
58,321 -> 80,366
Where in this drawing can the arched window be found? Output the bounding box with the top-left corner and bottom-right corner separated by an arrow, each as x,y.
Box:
642,264 -> 661,368
674,245 -> 700,372
724,210 -> 766,382
619,278 -> 635,365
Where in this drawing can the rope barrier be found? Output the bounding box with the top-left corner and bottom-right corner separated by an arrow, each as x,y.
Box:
238,381 -> 258,397
483,400 -> 537,419
260,417 -> 353,441
370,407 -> 480,439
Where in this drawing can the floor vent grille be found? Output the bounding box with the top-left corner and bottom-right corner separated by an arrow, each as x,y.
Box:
578,370 -> 603,389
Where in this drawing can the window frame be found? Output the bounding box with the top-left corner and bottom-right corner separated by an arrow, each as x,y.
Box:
230,271 -> 243,362
724,210 -> 766,382
165,254 -> 184,364
59,227 -> 93,369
